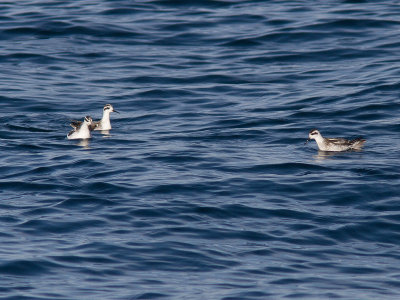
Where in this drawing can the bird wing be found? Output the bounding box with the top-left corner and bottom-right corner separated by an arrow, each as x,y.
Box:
67,128 -> 75,137
327,138 -> 351,145
70,120 -> 82,129
327,137 -> 366,146
90,121 -> 99,131
351,137 -> 366,143
70,120 -> 98,131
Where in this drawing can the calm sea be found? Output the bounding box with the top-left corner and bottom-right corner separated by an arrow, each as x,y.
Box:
1,1 -> 400,299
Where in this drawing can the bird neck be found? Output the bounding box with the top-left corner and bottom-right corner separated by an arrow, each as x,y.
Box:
314,135 -> 326,149
102,110 -> 110,120
101,111 -> 111,128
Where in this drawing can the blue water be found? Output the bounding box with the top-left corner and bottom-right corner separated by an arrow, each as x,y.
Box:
1,1 -> 400,299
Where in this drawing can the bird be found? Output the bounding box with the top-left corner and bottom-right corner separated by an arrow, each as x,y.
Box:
67,116 -> 93,140
305,129 -> 366,151
70,104 -> 119,131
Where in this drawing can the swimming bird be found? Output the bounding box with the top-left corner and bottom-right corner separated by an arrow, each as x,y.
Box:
67,116 -> 93,140
305,129 -> 366,151
70,104 -> 119,131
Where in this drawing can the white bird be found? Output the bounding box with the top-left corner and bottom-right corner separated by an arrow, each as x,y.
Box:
70,104 -> 119,131
306,129 -> 366,152
67,116 -> 93,140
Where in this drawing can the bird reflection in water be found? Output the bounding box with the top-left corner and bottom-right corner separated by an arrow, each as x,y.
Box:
76,138 -> 90,149
100,130 -> 111,137
313,149 -> 363,161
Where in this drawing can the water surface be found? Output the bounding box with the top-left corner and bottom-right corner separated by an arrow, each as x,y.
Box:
1,1 -> 400,299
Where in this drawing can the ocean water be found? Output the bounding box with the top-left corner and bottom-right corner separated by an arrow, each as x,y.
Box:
1,0 -> 400,299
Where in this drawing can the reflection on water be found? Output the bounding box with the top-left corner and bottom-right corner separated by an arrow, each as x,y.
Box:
76,138 -> 90,149
314,150 -> 340,160
71,131 -> 111,149
313,150 -> 363,161
100,130 -> 111,137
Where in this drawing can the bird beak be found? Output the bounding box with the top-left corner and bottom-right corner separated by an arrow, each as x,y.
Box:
304,138 -> 310,145
113,109 -> 120,114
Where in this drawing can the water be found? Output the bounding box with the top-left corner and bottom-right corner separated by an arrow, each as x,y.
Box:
1,1 -> 400,299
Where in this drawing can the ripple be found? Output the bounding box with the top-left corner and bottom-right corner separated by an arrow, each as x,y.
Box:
1,0 -> 400,299
0,260 -> 58,276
